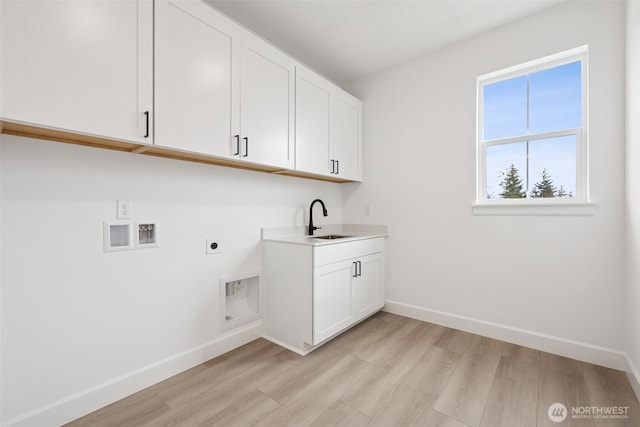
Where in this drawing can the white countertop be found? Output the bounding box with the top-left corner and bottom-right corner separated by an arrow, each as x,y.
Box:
261,224 -> 388,246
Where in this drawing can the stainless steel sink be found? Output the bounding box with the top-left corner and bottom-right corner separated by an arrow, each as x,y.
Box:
313,234 -> 353,240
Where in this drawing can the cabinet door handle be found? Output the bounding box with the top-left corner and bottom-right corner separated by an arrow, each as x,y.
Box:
352,261 -> 358,278
233,135 -> 240,155
144,111 -> 150,138
243,137 -> 249,157
336,160 -> 340,175
357,260 -> 362,277
331,159 -> 335,174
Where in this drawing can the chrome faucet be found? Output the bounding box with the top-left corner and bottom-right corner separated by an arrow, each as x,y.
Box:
308,199 -> 328,235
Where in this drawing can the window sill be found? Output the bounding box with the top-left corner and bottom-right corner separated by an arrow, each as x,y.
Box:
472,202 -> 597,216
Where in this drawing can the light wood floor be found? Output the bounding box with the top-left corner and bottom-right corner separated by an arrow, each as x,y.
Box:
67,312 -> 639,426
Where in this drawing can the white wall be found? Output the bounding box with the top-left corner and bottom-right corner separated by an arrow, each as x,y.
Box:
0,134 -> 342,425
344,0 -> 627,366
625,0 -> 640,398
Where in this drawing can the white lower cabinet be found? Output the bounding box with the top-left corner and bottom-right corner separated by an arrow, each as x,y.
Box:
313,259 -> 355,344
263,237 -> 385,354
353,253 -> 385,320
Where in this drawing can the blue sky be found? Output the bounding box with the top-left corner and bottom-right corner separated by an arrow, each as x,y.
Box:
483,61 -> 581,198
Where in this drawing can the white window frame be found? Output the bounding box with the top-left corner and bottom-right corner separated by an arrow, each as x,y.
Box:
474,46 -> 594,215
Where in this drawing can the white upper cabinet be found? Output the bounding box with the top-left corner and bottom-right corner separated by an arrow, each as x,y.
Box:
154,1 -> 294,169
295,69 -> 331,176
0,0 -> 153,143
154,0 -> 240,157
295,66 -> 362,181
0,0 -> 360,181
239,35 -> 295,169
330,93 -> 362,181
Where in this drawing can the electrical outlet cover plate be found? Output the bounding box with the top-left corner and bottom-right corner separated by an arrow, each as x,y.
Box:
117,200 -> 132,219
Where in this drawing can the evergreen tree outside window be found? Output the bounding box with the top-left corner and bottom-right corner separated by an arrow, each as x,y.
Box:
499,164 -> 526,198
477,46 -> 588,204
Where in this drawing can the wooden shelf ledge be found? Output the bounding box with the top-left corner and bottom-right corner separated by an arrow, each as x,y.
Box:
0,120 -> 352,183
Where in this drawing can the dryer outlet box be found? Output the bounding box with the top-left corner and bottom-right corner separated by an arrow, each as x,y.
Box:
206,239 -> 221,254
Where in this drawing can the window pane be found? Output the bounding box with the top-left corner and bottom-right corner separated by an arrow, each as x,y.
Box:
486,142 -> 527,199
528,135 -> 576,198
529,61 -> 582,134
483,76 -> 527,140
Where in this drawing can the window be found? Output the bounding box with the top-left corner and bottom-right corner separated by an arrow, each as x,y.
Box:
476,46 -> 588,209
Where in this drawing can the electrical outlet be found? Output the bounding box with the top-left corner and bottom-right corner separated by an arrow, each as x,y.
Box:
206,239 -> 221,254
364,204 -> 371,216
117,200 -> 132,219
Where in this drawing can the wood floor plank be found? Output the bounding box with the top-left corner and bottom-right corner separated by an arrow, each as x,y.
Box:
479,356 -> 538,427
194,388 -> 279,427
309,401 -> 369,427
330,314 -> 388,353
64,393 -> 169,427
433,327 -> 474,355
582,362 -> 640,427
366,346 -> 461,426
258,344 -> 353,404
140,355 -> 291,426
433,336 -> 504,426
422,410 -> 472,427
156,338 -> 284,407
374,311 -> 408,325
254,353 -> 371,426
340,322 -> 434,416
204,338 -> 282,367
501,342 -> 540,365
351,315 -> 425,365
537,365 -> 593,427
539,351 -> 583,377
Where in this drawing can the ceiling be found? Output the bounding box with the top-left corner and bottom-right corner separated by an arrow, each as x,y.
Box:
207,0 -> 567,87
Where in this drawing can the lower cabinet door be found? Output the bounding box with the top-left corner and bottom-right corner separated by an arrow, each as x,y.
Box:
354,253 -> 385,320
313,260 -> 355,344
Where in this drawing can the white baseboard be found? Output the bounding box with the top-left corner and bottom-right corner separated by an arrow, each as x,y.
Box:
625,354 -> 640,403
384,300 -> 628,371
4,322 -> 263,427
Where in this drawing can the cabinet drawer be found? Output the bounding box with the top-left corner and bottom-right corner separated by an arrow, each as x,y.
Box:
314,237 -> 384,267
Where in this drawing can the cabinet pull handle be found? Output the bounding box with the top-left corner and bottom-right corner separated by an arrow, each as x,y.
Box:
243,137 -> 249,157
353,261 -> 358,278
357,260 -> 362,277
336,160 -> 340,175
331,159 -> 335,174
144,111 -> 149,138
233,135 -> 240,155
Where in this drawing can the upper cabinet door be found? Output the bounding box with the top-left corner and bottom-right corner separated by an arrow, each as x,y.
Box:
240,35 -> 295,169
331,93 -> 362,181
154,0 -> 240,157
294,65 -> 363,181
0,0 -> 152,144
295,68 -> 331,176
